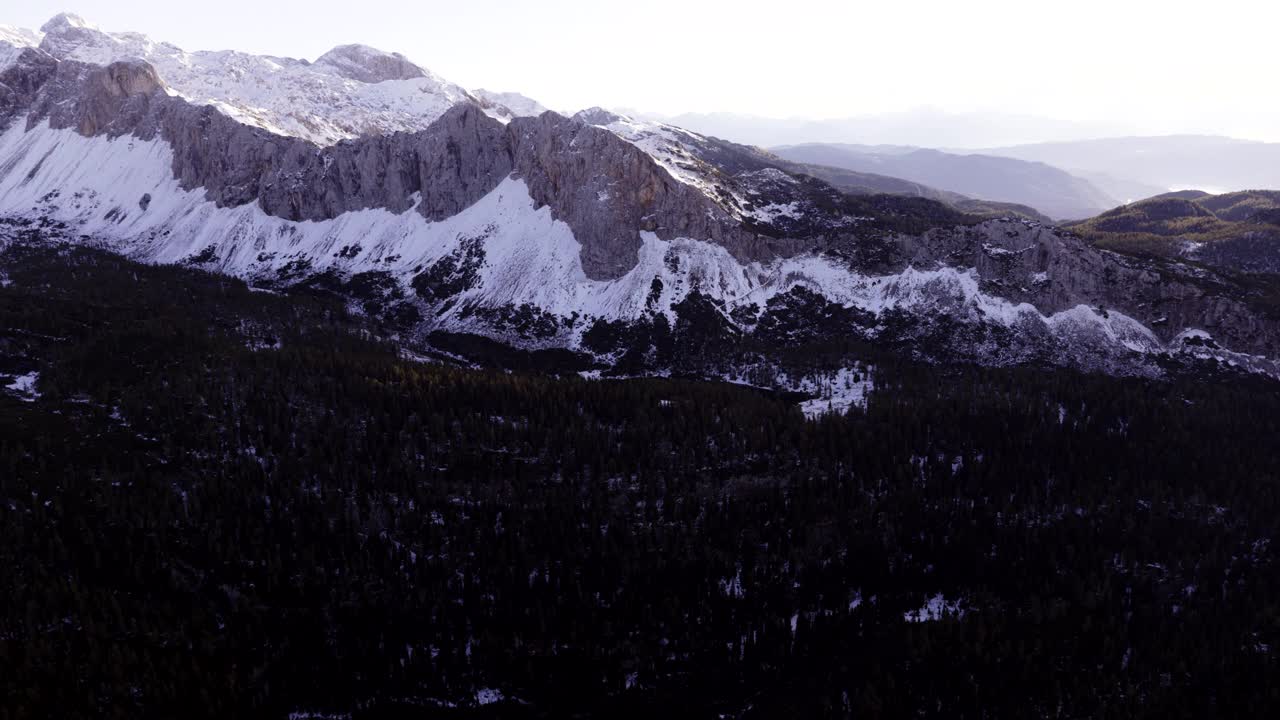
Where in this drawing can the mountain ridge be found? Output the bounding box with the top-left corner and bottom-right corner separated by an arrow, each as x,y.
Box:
1069,189 -> 1280,275
771,143 -> 1118,221
1,13 -> 1279,387
979,135 -> 1280,198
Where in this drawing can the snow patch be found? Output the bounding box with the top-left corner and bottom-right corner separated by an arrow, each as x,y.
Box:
903,594 -> 965,623
793,367 -> 875,420
473,89 -> 549,120
744,201 -> 803,223
4,371 -> 39,402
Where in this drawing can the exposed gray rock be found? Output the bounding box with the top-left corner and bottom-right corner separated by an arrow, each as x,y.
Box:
314,44 -> 428,84
4,51 -> 1280,370
508,112 -> 777,277
571,107 -> 625,126
897,220 -> 1280,357
11,56 -> 779,279
0,48 -> 57,128
36,13 -> 104,59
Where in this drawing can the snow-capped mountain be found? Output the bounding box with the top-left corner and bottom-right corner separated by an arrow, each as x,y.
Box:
11,13 -> 543,144
1,13 -> 1278,387
0,23 -> 41,70
473,89 -> 549,119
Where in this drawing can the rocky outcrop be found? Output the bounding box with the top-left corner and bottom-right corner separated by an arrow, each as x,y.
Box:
896,220 -> 1280,357
508,112 -> 771,277
7,55 -> 783,279
0,48 -> 57,127
35,13 -> 102,59
314,44 -> 428,84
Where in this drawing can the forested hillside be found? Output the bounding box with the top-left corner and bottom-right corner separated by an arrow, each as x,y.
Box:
2,240 -> 1279,718
1068,190 -> 1280,276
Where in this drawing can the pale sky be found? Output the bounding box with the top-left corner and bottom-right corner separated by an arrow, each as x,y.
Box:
10,0 -> 1280,142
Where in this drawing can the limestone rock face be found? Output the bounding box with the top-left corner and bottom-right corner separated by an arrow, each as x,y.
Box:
898,220 -> 1280,356
415,105 -> 515,221
0,48 -> 57,126
506,112 -> 760,278
3,51 -> 1280,367
75,60 -> 163,136
9,56 -> 768,280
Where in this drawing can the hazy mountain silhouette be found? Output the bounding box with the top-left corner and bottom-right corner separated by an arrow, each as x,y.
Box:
979,136 -> 1280,197
772,143 -> 1117,220
641,108 -> 1137,149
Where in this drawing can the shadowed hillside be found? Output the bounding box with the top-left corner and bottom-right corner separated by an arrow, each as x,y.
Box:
772,143 -> 1118,220
1069,190 -> 1280,274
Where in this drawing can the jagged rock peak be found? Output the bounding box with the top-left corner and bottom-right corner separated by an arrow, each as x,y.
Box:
314,44 -> 428,84
573,107 -> 626,126
473,89 -> 549,119
36,11 -> 155,63
40,12 -> 96,34
0,24 -> 47,75
0,23 -> 44,47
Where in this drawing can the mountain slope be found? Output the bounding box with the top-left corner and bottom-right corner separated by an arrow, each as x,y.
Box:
1069,190 -> 1280,274
772,143 -> 1117,220
25,13 -> 539,144
578,109 -> 1050,223
0,24 -> 41,70
10,16 -> 1046,230
1,15 -> 1279,385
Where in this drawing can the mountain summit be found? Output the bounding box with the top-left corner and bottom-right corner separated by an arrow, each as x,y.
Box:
313,43 -> 429,84
14,13 -> 531,143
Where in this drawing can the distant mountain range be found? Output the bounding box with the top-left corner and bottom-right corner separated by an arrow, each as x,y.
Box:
978,136 -> 1280,200
637,109 -> 1138,150
639,116 -> 1280,217
770,144 -> 1116,221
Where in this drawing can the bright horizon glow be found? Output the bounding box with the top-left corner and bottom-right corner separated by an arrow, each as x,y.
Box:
8,0 -> 1280,143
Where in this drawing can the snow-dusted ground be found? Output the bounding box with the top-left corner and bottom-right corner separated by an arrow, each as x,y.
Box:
793,367 -> 876,420
903,594 -> 965,623
4,371 -> 40,402
473,89 -> 549,119
0,119 -> 1270,375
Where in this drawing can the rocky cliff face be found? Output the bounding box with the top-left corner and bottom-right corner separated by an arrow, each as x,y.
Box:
0,48 -> 56,123
26,12 -> 490,145
0,41 -> 1278,384
895,221 -> 1279,357
7,56 -> 783,280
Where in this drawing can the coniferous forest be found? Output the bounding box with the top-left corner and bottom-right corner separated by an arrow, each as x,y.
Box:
2,241 -> 1278,718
